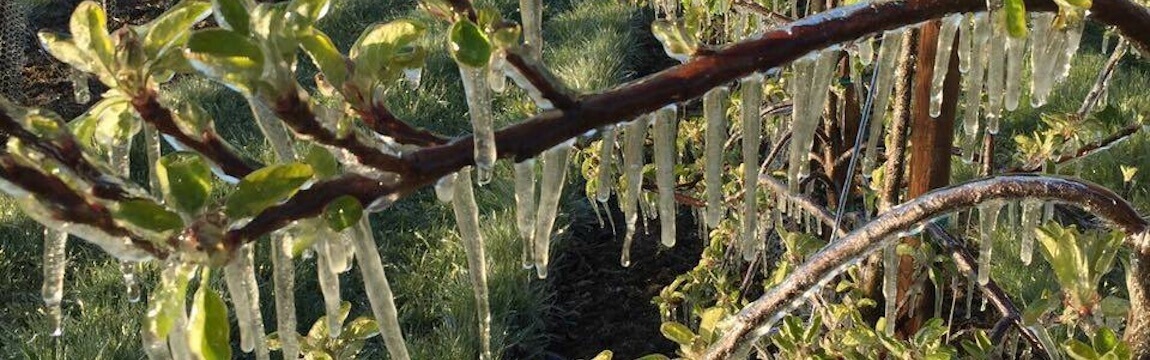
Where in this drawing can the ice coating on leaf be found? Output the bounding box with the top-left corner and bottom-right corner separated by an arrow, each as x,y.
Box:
740,75 -> 763,260
349,218 -> 411,359
270,231 -> 299,359
595,126 -> 618,203
513,160 -> 537,269
450,167 -> 493,360
1020,199 -> 1040,265
882,243 -> 898,335
435,173 -> 457,203
653,106 -> 677,248
42,227 -> 67,336
977,201 -> 1002,285
619,117 -> 648,267
459,66 -> 497,184
70,68 -> 90,104
317,235 -> 344,338
1004,34 -> 1027,111
862,29 -> 907,174
928,14 -> 962,118
985,20 -> 1008,133
533,142 -> 572,277
703,86 -> 728,228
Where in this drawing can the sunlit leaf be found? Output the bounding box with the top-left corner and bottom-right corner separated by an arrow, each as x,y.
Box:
225,163 -> 314,218
185,29 -> 265,93
70,1 -> 115,70
157,152 -> 213,216
1004,0 -> 1029,37
350,19 -> 425,75
37,32 -> 94,73
143,1 -> 213,58
324,195 -> 363,232
113,199 -> 185,234
298,30 -> 348,88
448,19 -> 491,68
189,284 -> 232,360
288,0 -> 332,23
659,321 -> 695,345
212,0 -> 254,34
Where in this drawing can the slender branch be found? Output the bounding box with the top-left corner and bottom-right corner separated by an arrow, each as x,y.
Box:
1005,123 -> 1141,173
504,50 -> 578,109
271,91 -> 409,174
357,102 -> 448,147
759,174 -> 846,238
880,32 -> 914,212
731,0 -> 795,24
130,90 -> 259,178
707,175 -> 1148,358
1078,38 -> 1129,117
924,223 -> 1051,359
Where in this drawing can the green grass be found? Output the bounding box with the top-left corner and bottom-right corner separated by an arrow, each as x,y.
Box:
0,0 -> 640,358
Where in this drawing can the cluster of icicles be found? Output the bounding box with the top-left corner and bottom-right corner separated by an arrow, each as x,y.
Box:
34,4 -> 1094,359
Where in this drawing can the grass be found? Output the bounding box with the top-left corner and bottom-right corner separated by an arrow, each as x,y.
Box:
0,0 -> 641,358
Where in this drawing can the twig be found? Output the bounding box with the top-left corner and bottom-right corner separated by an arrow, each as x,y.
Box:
271,91 -> 409,173
731,0 -> 795,24
1078,38 -> 1129,117
504,50 -> 578,109
357,102 -> 448,147
925,223 -> 1051,359
708,175 -> 1148,358
1005,123 -> 1142,173
130,90 -> 259,178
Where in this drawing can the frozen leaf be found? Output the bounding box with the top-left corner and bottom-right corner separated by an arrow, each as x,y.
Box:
212,0 -> 254,34
143,1 -> 213,58
113,199 -> 184,234
189,284 -> 232,360
288,0 -> 332,23
225,163 -> 314,218
156,152 -> 213,216
351,19 -> 425,75
449,19 -> 492,68
324,195 -> 363,232
299,30 -> 348,88
70,1 -> 114,71
186,29 -> 265,93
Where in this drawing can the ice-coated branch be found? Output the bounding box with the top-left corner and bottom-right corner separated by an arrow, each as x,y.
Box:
130,90 -> 259,178
731,0 -> 794,24
706,175 -> 1148,359
357,102 -> 448,147
1006,123 -> 1142,173
270,91 -> 409,173
1079,39 -> 1129,117
923,223 -> 1051,359
503,50 -> 577,109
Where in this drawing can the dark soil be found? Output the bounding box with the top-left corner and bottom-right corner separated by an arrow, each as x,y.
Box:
544,202 -> 704,359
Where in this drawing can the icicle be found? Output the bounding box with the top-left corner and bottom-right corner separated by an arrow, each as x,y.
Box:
70,68 -> 90,104
984,18 -> 1008,133
596,125 -> 618,203
962,14 -> 991,162
653,106 -> 677,248
800,51 -> 838,181
588,196 -> 605,228
787,50 -> 836,193
1052,20 -> 1085,84
225,246 -> 269,359
349,219 -> 411,360
317,235 -> 344,338
519,0 -> 543,58
459,66 -> 497,185
1029,13 -> 1059,108
121,262 -> 141,303
928,14 -> 963,118
270,231 -> 299,359
404,67 -> 423,89
882,242 -> 898,334
741,74 -> 763,260
1020,199 -> 1040,265
957,13 -> 973,74
533,142 -> 572,278
619,117 -> 649,267
144,126 -> 163,196
249,100 -> 297,162
1004,34 -> 1027,112
513,160 -> 537,269
435,173 -> 457,203
450,167 -> 493,360
41,227 -> 67,336
862,29 -> 908,174
703,87 -> 728,228
488,52 -> 507,93
856,36 -> 875,66
977,201 -> 1002,285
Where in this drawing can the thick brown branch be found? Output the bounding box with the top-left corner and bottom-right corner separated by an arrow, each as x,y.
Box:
924,223 -> 1051,359
357,103 -> 448,147
707,175 -> 1148,358
503,50 -> 578,109
131,90 -> 259,178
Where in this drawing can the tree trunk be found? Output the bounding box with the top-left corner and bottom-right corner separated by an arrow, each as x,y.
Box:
895,20 -> 962,337
1125,247 -> 1150,359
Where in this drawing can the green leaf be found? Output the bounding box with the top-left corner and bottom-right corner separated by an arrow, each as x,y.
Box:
590,350 -> 613,360
185,29 -> 265,93
350,19 -> 425,75
1065,339 -> 1101,360
1004,0 -> 1029,38
288,0 -> 332,23
37,32 -> 95,73
157,152 -> 213,216
1094,327 -> 1120,354
225,163 -> 314,218
143,1 -> 213,58
298,30 -> 348,88
303,144 -> 339,179
113,199 -> 185,234
93,100 -> 141,146
490,24 -> 521,49
448,19 -> 491,68
189,285 -> 232,360
70,1 -> 115,72
212,0 -> 253,34
633,355 -> 671,360
342,316 -> 380,340
324,196 -> 363,232
697,307 -> 726,342
145,265 -> 192,340
659,321 -> 695,345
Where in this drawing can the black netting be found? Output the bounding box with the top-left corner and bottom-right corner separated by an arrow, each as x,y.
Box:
0,0 -> 27,101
